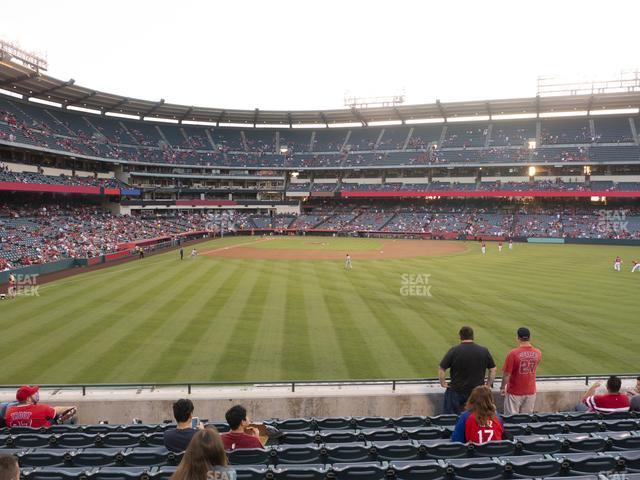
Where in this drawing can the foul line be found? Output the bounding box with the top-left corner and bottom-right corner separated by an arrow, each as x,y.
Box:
200,238 -> 273,255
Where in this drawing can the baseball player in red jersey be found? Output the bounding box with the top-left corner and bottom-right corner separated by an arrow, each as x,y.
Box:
614,256 -> 622,272
631,260 -> 640,273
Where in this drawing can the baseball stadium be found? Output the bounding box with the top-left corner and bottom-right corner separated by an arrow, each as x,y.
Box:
1,3 -> 640,479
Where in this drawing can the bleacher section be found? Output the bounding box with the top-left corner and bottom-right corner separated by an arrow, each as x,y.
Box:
2,412 -> 639,480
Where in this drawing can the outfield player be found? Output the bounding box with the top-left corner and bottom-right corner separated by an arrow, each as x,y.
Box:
614,256 -> 622,272
345,254 -> 352,270
508,239 -> 513,250
631,260 -> 640,273
498,241 -> 503,252
190,248 -> 198,258
8,273 -> 16,299
481,242 -> 486,255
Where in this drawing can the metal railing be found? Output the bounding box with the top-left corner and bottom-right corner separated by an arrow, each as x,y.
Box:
0,374 -> 636,396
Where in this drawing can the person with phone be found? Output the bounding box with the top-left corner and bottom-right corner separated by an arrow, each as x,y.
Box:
164,399 -> 203,453
4,385 -> 77,428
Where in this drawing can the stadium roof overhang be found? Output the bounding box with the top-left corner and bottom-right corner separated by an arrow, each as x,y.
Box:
2,60 -> 640,127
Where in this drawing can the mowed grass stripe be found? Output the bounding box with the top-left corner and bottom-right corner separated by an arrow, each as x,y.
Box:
0,261 -> 172,379
95,259 -> 229,382
150,261 -> 249,381
209,262 -> 272,381
314,262 -> 384,379
300,262 -> 349,379
30,261 -> 197,384
245,262 -> 290,380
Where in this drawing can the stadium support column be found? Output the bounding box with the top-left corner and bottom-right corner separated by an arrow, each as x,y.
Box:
375,129 -> 385,149
535,120 -> 541,146
309,131 -> 316,152
402,128 -> 413,150
204,129 -> 216,149
588,119 -> 595,142
629,118 -> 639,145
484,124 -> 493,148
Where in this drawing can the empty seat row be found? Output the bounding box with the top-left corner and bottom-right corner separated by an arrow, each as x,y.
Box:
16,451 -> 640,480
0,422 -> 228,436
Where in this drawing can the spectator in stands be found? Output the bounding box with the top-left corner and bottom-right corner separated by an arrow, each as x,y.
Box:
170,428 -> 230,480
220,405 -> 263,450
500,327 -> 542,415
164,399 -> 203,453
4,385 -> 76,428
0,454 -> 19,480
580,376 -> 630,414
438,326 -> 496,414
451,385 -> 504,444
0,399 -> 17,428
626,376 -> 640,412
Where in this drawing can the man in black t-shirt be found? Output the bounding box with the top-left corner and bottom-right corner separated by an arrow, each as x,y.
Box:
438,326 -> 496,414
163,399 -> 203,453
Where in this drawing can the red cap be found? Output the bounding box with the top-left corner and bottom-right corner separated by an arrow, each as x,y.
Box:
16,385 -> 39,402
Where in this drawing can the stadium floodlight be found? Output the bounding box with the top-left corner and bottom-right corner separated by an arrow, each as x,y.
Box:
280,146 -> 289,154
528,166 -> 536,177
528,140 -> 537,150
291,171 -> 299,178
584,165 -> 592,175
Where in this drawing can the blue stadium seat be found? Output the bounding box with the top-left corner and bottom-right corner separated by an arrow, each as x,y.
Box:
271,464 -> 328,480
416,440 -> 468,459
329,462 -> 388,480
148,466 -> 174,480
444,457 -> 503,480
22,467 -> 93,480
401,427 -> 445,441
272,445 -> 322,465
98,434 -> 142,449
70,448 -> 125,467
19,449 -> 71,467
603,419 -> 639,432
514,434 -> 563,454
323,443 -> 375,464
500,453 -> 562,478
55,433 -> 99,449
370,441 -> 420,462
314,417 -> 352,431
565,421 -> 603,434
84,426 -> 122,435
503,424 -> 527,437
140,433 -> 165,448
602,449 -> 640,473
536,413 -> 570,423
318,430 -> 360,444
92,466 -> 152,480
527,421 -> 565,435
426,414 -> 457,426
557,433 -> 607,452
6,434 -> 53,449
121,447 -> 174,467
271,419 -> 315,432
468,439 -> 516,457
360,428 -> 402,442
390,416 -> 426,429
278,432 -> 318,445
48,426 -> 82,434
389,460 -> 445,480
228,465 -> 270,480
501,414 -> 534,424
553,452 -> 619,476
352,417 -> 391,429
227,448 -> 272,465
593,431 -> 640,451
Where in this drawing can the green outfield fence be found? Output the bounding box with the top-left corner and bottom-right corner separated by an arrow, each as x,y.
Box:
0,375 -> 637,395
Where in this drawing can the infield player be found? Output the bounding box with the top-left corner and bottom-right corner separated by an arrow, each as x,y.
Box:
345,253 -> 352,270
191,248 -> 198,259
614,256 -> 622,272
631,260 -> 640,273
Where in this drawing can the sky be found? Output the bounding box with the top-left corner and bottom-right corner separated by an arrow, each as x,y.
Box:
2,0 -> 640,111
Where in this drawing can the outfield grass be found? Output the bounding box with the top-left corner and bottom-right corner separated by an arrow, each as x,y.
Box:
1,237 -> 639,384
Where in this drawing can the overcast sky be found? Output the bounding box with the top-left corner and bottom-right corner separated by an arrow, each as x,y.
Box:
2,0 -> 639,111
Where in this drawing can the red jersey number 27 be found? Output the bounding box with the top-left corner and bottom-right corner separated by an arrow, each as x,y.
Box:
518,359 -> 537,375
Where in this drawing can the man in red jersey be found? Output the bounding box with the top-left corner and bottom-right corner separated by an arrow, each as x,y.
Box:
4,386 -> 77,428
220,405 -> 263,451
581,376 -> 630,414
500,327 -> 542,414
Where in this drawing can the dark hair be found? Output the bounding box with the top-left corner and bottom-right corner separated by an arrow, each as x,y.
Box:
465,385 -> 498,427
607,376 -> 622,393
173,399 -> 194,423
170,428 -> 227,480
0,454 -> 19,480
459,326 -> 474,341
225,405 -> 247,430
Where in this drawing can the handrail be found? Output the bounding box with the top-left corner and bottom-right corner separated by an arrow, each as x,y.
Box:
0,374 -> 636,395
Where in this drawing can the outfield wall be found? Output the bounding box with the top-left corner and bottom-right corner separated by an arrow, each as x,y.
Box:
1,379 -> 635,424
